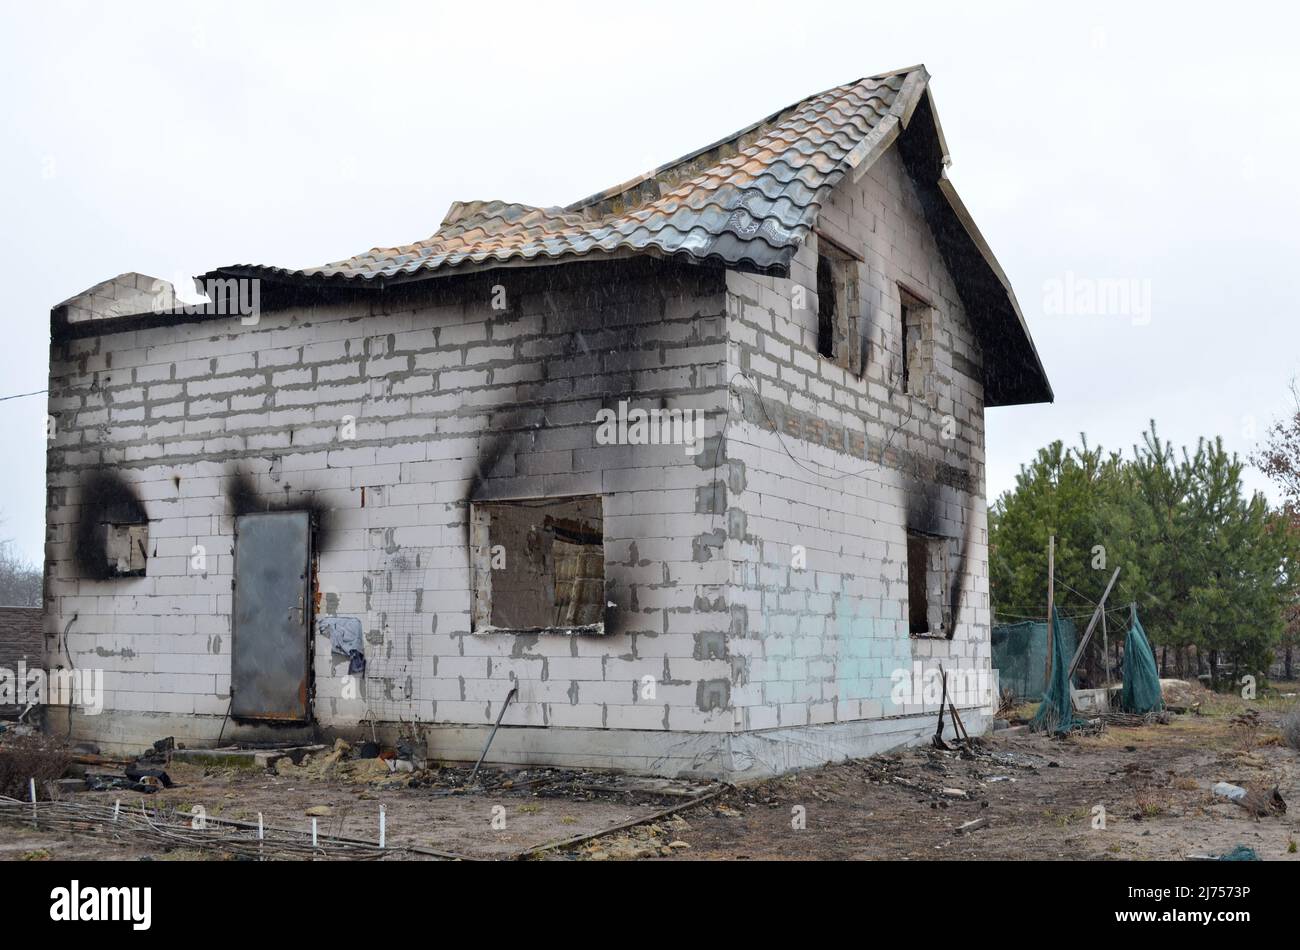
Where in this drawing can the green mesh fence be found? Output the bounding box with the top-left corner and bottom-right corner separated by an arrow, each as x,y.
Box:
1216,845 -> 1259,861
991,616 -> 1078,701
1120,609 -> 1164,714
1031,607 -> 1088,735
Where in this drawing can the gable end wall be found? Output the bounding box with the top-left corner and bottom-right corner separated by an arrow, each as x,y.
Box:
721,145 -> 992,751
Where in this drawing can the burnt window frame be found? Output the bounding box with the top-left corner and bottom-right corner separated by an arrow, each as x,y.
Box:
898,284 -> 930,398
906,529 -> 952,639
813,234 -> 862,375
102,520 -> 149,578
470,494 -> 607,636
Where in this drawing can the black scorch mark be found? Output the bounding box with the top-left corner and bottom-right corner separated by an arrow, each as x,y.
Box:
73,470 -> 148,580
227,470 -> 331,549
904,479 -> 973,636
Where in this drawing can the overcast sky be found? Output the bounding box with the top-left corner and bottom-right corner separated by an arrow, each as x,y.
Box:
2,0 -> 1297,566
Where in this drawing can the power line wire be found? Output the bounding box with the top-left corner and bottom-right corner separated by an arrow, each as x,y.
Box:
0,389 -> 47,403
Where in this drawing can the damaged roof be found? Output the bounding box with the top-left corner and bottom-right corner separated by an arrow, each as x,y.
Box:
222,68 -> 921,282
201,65 -> 1052,405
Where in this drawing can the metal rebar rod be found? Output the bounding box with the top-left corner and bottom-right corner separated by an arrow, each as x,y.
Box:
469,685 -> 518,786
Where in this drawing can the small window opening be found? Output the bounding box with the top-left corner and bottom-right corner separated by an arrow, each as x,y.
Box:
104,522 -> 148,577
816,254 -> 837,359
472,496 -> 605,633
907,531 -> 950,638
899,288 -> 927,397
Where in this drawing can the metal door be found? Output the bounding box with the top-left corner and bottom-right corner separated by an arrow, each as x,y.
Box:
231,511 -> 312,721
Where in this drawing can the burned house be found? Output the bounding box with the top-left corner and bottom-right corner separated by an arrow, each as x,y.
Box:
42,65 -> 1050,778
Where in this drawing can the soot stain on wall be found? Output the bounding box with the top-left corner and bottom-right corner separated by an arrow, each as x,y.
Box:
226,470 -> 332,550
904,477 -> 974,637
74,470 -> 148,580
461,264 -> 720,638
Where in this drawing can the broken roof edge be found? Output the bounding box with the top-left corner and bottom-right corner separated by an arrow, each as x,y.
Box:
55,253 -> 732,342
562,102 -> 802,216
566,63 -> 930,218
202,68 -> 931,295
200,238 -> 790,292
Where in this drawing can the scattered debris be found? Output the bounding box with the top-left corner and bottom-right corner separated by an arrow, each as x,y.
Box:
1103,710 -> 1172,727
1217,845 -> 1260,861
125,764 -> 173,789
956,817 -> 989,834
1212,781 -> 1247,803
1213,781 -> 1286,818
522,789 -> 721,860
1239,786 -> 1286,819
1159,678 -> 1208,712
990,750 -> 1040,770
1188,845 -> 1260,861
85,773 -> 158,794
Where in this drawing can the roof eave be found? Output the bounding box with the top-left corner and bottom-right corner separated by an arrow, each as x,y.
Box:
878,82 -> 1052,408
938,176 -> 1054,406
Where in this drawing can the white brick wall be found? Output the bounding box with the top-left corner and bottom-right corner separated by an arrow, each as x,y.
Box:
45,261 -> 734,740
722,145 -> 992,732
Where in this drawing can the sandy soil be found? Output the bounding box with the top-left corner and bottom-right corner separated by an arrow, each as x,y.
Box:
577,692 -> 1300,861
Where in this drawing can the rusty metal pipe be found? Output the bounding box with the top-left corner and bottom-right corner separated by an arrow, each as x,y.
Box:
469,685 -> 518,787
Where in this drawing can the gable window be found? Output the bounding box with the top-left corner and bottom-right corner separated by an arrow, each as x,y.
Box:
471,496 -> 605,633
816,254 -> 837,359
907,531 -> 950,638
813,235 -> 862,374
899,287 -> 928,397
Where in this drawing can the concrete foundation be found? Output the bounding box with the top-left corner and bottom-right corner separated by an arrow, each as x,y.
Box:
45,705 -> 987,781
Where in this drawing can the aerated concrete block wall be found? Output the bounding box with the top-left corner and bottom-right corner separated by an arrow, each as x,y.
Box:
42,146 -> 998,779
43,260 -> 737,765
719,145 -> 992,770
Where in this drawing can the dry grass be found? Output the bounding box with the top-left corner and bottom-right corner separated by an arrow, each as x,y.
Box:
1002,701 -> 1039,723
0,734 -> 71,799
1074,723 -> 1171,749
1230,717 -> 1264,752
1134,790 -> 1171,817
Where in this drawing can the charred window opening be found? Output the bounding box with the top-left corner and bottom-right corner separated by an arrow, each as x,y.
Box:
815,241 -> 861,374
75,471 -> 149,580
471,496 -> 605,633
816,254 -> 837,359
103,521 -> 148,577
900,286 -> 928,397
907,531 -> 950,638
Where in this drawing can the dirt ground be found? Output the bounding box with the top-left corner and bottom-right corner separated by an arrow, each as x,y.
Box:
3,683 -> 1297,862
